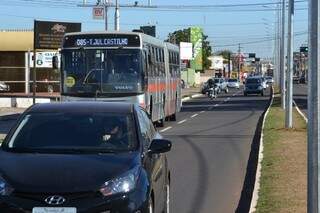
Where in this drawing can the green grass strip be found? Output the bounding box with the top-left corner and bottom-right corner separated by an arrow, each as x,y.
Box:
255,94 -> 307,213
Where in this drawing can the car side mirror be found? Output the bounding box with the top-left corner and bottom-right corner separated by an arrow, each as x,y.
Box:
148,139 -> 172,154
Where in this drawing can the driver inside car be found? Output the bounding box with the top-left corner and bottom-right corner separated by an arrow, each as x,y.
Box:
101,118 -> 128,148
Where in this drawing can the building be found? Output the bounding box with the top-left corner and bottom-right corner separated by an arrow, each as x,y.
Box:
0,30 -> 60,93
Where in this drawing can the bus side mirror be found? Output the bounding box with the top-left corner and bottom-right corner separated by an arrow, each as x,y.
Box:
52,56 -> 59,69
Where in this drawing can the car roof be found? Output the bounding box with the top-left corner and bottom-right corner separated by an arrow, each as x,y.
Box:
27,102 -> 135,114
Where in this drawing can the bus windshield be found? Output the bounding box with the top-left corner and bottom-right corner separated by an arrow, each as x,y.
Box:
62,49 -> 144,97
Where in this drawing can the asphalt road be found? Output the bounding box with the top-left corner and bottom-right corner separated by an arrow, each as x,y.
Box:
293,83 -> 308,116
0,88 -> 271,212
158,87 -> 271,213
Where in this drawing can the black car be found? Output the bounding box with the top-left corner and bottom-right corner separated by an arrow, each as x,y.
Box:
244,77 -> 264,96
0,102 -> 171,213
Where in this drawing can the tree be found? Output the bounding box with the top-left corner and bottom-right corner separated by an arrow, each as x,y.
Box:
166,28 -> 212,71
216,49 -> 233,63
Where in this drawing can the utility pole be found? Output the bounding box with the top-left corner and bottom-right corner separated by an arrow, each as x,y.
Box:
104,0 -> 110,31
280,0 -> 286,110
285,0 -> 294,128
275,0 -> 281,88
308,0 -> 320,212
148,0 -> 152,6
114,0 -> 120,31
238,43 -> 241,81
228,53 -> 231,78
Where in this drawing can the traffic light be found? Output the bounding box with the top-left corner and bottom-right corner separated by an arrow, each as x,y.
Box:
300,46 -> 308,53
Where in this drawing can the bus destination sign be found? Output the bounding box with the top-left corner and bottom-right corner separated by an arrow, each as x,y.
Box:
63,34 -> 141,48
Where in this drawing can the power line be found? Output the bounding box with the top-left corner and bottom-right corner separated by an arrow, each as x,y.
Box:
213,31 -> 308,47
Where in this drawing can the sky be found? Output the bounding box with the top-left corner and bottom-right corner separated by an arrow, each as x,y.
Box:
0,0 -> 309,59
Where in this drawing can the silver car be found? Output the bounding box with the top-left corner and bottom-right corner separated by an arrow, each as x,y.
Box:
0,81 -> 9,92
227,78 -> 240,89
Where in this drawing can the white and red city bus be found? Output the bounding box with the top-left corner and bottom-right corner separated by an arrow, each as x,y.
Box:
59,31 -> 181,126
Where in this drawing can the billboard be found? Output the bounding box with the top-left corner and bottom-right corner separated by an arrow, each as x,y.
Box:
140,26 -> 156,37
34,20 -> 81,49
190,27 -> 203,70
29,52 -> 60,68
180,42 -> 193,60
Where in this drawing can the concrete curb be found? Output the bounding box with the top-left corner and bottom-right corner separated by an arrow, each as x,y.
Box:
181,93 -> 203,102
293,100 -> 308,123
249,87 -> 274,213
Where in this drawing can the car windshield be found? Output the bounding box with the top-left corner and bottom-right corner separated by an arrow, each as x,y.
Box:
3,112 -> 138,153
214,79 -> 220,83
61,49 -> 144,97
246,78 -> 261,84
228,79 -> 238,82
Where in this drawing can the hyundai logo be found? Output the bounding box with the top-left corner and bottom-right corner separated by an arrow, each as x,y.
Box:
44,195 -> 66,205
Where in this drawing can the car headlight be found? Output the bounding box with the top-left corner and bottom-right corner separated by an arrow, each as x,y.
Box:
0,176 -> 14,196
100,166 -> 140,197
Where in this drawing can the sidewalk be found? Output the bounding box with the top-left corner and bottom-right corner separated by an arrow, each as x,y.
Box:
0,107 -> 25,117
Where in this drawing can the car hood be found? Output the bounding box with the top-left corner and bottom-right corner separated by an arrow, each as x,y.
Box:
0,150 -> 140,193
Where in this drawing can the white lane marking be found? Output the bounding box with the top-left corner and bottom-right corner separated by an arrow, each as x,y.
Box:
191,113 -> 199,118
200,111 -> 205,114
227,97 -> 230,100
214,104 -> 219,107
160,126 -> 172,133
177,119 -> 187,124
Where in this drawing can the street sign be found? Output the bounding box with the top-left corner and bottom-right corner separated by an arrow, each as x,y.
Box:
34,20 -> 81,50
300,46 -> 308,53
29,52 -> 60,68
93,7 -> 105,20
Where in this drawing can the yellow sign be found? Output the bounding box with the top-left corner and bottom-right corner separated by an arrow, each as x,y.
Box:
66,76 -> 75,87
231,72 -> 238,79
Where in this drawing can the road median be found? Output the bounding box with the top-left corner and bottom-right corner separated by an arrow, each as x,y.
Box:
255,93 -> 307,213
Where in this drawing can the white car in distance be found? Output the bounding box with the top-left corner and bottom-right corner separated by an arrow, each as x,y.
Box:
227,78 -> 240,89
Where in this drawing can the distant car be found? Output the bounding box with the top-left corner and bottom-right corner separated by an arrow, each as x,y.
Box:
244,77 -> 265,96
0,81 -> 9,92
265,76 -> 274,84
0,102 -> 172,213
227,78 -> 240,89
214,78 -> 228,93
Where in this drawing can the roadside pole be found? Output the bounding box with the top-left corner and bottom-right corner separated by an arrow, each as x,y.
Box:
276,0 -> 281,88
105,3 -> 108,31
32,20 -> 37,104
285,0 -> 294,128
238,43 -> 241,81
25,49 -> 30,94
115,0 -> 120,31
280,0 -> 286,110
308,0 -> 320,212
